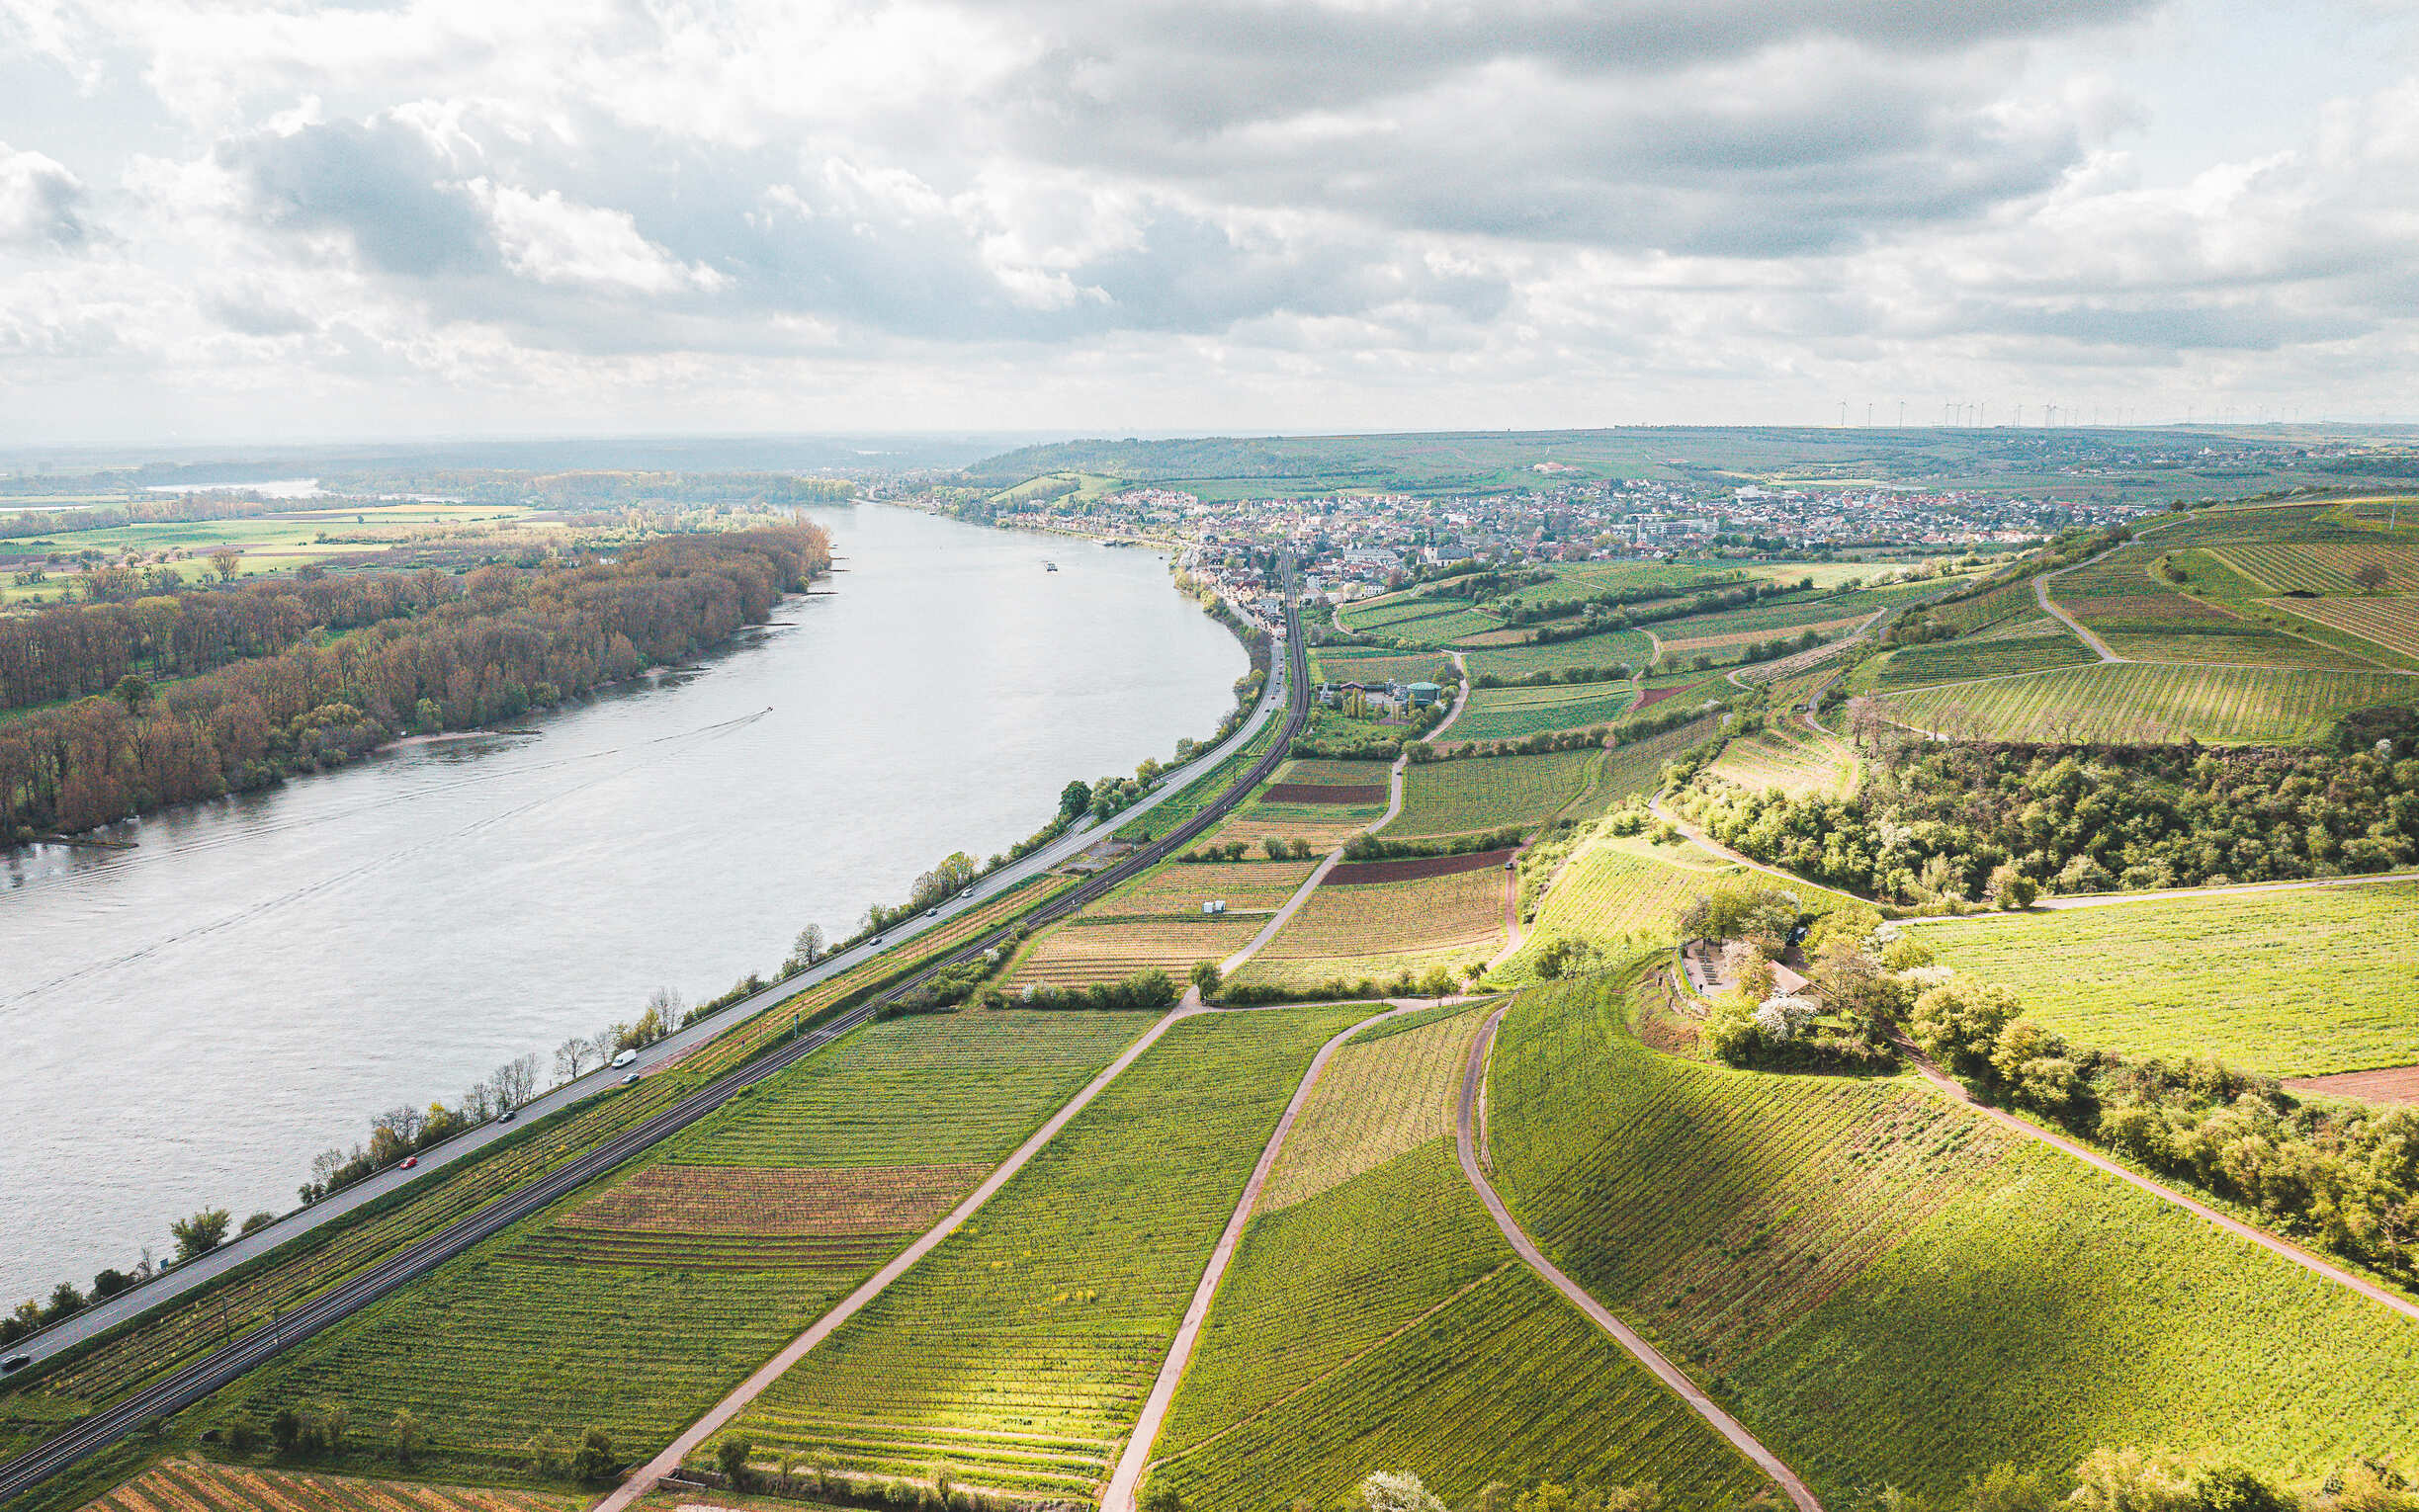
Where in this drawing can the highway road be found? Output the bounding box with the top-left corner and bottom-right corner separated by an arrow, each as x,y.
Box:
0,569 -> 1310,1505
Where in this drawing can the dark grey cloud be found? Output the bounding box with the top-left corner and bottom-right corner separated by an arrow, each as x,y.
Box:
218,116 -> 493,277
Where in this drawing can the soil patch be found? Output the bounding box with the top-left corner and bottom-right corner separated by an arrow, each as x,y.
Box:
1325,847 -> 1517,885
2283,1065 -> 2419,1107
1633,686 -> 1686,709
561,1162 -> 989,1234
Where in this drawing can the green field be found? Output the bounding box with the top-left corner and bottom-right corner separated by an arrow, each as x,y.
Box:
1703,715 -> 1855,798
167,1013 -> 1157,1479
1145,1013 -> 1771,1512
1388,749 -> 1600,837
1491,972 -> 2419,1503
1454,680 -> 1636,741
1863,617 -> 2098,691
1491,839 -> 1738,985
1465,628 -> 1656,682
728,1007 -> 1368,1498
1920,882 -> 2419,1076
1308,648 -> 1454,685
1880,662 -> 2419,744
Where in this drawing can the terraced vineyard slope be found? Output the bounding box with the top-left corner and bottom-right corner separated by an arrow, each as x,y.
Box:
725,1006 -> 1368,1500
1489,971 -> 2419,1502
1148,1010 -> 1773,1512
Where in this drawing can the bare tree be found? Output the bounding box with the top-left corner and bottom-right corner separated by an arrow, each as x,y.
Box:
461,1080 -> 495,1124
555,1036 -> 591,1084
785,924 -> 825,973
495,1052 -> 539,1109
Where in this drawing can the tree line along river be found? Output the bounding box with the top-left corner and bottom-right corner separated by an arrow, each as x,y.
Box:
0,505 -> 1248,1303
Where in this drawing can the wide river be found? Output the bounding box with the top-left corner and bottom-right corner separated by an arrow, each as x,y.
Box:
0,506 -> 1245,1302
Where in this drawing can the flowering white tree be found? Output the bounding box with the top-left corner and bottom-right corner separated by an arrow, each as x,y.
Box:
1753,994 -> 1820,1044
1362,1472 -> 1447,1512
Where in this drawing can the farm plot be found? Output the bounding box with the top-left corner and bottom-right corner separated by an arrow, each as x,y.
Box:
1464,628 -> 1655,682
726,1006 -> 1370,1499
1453,680 -> 1636,741
1259,1009 -> 1482,1209
1920,882 -> 2419,1077
1879,663 -> 2419,745
1105,859 -> 1322,917
1010,915 -> 1267,989
1387,749 -> 1599,838
1490,972 -> 2419,1504
1308,650 -> 1453,686
2052,550 -> 2356,666
1490,841 -> 1733,985
172,1012 -> 1156,1478
1591,716 -> 1722,809
1658,612 -> 1869,656
1703,716 -> 1853,798
1232,869 -> 1509,994
1925,577 -> 2038,634
2219,543 -> 2419,594
76,1462 -> 573,1512
2267,593 -> 2419,661
1863,619 -> 2096,691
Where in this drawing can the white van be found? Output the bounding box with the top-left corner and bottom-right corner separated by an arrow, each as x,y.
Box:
609,1049 -> 638,1069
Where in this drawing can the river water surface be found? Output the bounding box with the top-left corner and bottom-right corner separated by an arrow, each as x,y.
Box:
0,506 -> 1244,1302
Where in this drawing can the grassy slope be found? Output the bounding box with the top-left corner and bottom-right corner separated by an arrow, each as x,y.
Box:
1920,883 -> 2419,1077
1149,1014 -> 1771,1512
1490,973 -> 2419,1504
1387,749 -> 1600,838
161,1014 -> 1158,1480
729,1006 -> 1369,1499
1490,841 -> 1733,986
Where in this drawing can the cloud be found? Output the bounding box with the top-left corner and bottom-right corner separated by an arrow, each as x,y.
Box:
0,142 -> 93,249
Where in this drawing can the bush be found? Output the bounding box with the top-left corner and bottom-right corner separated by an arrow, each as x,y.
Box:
571,1427 -> 619,1484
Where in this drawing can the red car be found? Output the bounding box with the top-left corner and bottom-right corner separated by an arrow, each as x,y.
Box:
399,1156 -> 419,1170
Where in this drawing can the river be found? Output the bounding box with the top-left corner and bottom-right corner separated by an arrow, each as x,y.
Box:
0,506 -> 1245,1303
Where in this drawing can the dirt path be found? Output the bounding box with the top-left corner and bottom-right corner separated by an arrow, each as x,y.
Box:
1100,1000 -> 1434,1512
1453,1008 -> 1825,1512
1897,1047 -> 2419,1324
590,1002 -> 1204,1512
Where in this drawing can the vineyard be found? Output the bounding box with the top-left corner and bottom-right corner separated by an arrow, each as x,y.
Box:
164,1013 -> 1159,1478
1702,716 -> 1853,798
2217,543 -> 2419,594
1592,716 -> 1720,807
1308,650 -> 1454,686
1104,858 -> 1322,917
1258,1010 -> 1482,1209
2268,593 -> 2419,661
1878,662 -> 2419,744
1487,973 -> 2419,1502
1862,618 -> 2096,691
1465,628 -> 1656,682
1232,869 -> 1507,992
1658,612 -> 1868,656
76,1462 -> 571,1512
1387,749 -> 1599,838
1009,915 -> 1265,988
1453,680 -> 1636,741
1919,882 -> 2419,1076
1147,1013 -> 1771,1512
2047,549 -> 2349,667
725,1007 -> 1370,1498
1490,840 -> 1733,985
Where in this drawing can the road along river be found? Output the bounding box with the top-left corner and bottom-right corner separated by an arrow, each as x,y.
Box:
0,505 -> 1247,1302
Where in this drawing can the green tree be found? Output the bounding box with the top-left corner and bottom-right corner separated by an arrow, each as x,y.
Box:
716,1434 -> 753,1488
113,673 -> 150,714
570,1427 -> 618,1484
525,1429 -> 572,1479
1141,1481 -> 1182,1512
169,1208 -> 232,1262
1189,960 -> 1222,996
389,1408 -> 424,1466
1059,780 -> 1091,816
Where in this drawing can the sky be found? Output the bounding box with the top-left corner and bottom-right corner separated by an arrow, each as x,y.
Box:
1,0 -> 2416,446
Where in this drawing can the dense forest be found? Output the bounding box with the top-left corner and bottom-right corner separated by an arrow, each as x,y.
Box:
1681,729 -> 2419,902
0,525 -> 828,838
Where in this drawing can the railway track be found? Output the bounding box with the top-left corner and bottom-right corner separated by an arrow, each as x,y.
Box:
0,570 -> 1309,1507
